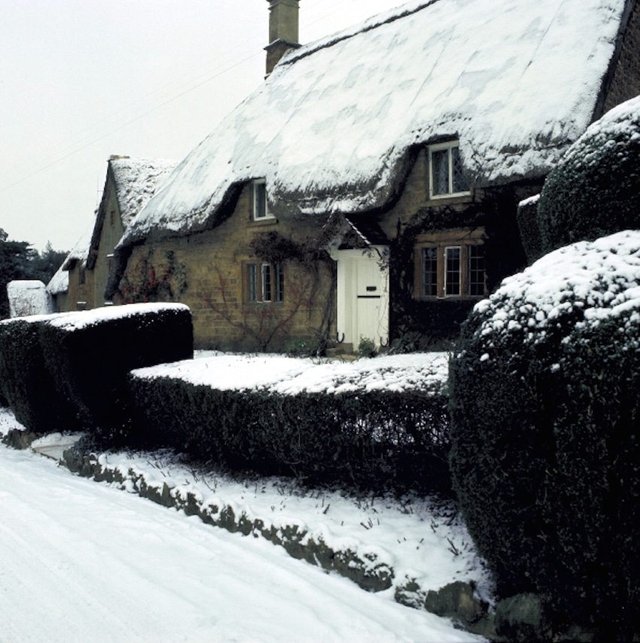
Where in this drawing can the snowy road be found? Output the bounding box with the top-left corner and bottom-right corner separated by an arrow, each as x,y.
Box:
0,445 -> 481,642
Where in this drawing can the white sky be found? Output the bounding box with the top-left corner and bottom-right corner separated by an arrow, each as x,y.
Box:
0,0 -> 405,251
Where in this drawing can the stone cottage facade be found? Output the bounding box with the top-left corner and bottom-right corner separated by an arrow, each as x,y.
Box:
107,0 -> 640,351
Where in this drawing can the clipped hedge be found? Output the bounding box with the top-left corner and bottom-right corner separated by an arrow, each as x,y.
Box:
128,374 -> 451,495
39,303 -> 193,432
0,317 -> 79,432
516,194 -> 543,264
449,231 -> 640,638
537,96 -> 640,254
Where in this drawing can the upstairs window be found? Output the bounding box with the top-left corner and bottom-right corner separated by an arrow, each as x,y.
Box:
252,179 -> 273,221
246,262 -> 284,303
429,142 -> 470,198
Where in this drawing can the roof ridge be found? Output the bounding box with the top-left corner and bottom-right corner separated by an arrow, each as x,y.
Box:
279,0 -> 441,67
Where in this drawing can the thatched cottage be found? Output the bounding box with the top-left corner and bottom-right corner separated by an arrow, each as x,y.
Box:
107,0 -> 640,351
50,156 -> 175,311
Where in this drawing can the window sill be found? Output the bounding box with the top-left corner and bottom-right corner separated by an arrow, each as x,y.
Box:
249,216 -> 278,227
414,295 -> 485,302
426,192 -> 473,206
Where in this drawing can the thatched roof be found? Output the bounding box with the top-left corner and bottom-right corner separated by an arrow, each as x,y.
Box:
120,0 -> 631,250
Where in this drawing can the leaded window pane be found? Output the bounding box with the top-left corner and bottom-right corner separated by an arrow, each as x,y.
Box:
468,245 -> 486,296
253,182 -> 267,219
247,264 -> 258,302
275,263 -> 284,302
445,247 -> 461,296
451,146 -> 469,193
422,247 -> 438,297
261,263 -> 272,302
431,149 -> 450,196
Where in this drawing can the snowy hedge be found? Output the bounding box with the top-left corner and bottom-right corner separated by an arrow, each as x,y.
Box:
537,96 -> 640,255
39,303 -> 193,433
0,317 -> 78,433
449,231 -> 640,638
129,354 -> 451,494
0,304 -> 192,435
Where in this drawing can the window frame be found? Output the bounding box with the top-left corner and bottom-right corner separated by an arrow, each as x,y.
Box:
443,245 -> 462,297
251,179 -> 274,221
414,229 -> 486,300
245,260 -> 284,304
428,141 -> 471,200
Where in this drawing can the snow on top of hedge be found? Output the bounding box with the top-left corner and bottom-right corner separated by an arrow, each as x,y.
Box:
6,280 -> 51,318
557,95 -> 640,168
132,352 -> 448,395
120,0 -> 624,247
472,230 -> 640,345
48,302 -> 190,331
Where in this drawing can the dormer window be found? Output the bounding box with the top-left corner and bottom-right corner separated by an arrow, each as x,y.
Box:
429,141 -> 470,198
252,179 -> 273,220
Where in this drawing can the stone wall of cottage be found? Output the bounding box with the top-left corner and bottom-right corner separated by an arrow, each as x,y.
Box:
603,0 -> 640,113
117,183 -> 335,351
91,183 -> 125,306
66,264 -> 94,311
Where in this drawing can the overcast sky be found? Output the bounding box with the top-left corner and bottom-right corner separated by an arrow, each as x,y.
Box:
0,0 -> 405,251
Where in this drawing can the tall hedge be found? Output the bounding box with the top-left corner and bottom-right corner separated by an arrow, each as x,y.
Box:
537,96 -> 640,254
0,317 -> 79,432
449,231 -> 640,638
128,374 -> 451,495
39,303 -> 193,432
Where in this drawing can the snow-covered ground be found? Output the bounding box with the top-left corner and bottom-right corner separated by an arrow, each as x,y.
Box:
0,402 -> 489,642
136,351 -> 449,394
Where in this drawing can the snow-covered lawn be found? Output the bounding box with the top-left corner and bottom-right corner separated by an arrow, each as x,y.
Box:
0,412 -> 485,642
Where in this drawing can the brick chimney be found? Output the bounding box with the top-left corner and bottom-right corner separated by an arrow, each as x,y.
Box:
265,0 -> 300,76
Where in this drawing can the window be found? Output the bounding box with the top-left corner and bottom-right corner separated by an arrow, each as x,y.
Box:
444,246 -> 461,296
246,262 -> 284,303
252,179 -> 273,220
468,245 -> 486,297
429,142 -> 470,198
415,229 -> 486,299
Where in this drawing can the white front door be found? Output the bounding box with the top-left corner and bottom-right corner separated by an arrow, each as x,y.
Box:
333,247 -> 389,348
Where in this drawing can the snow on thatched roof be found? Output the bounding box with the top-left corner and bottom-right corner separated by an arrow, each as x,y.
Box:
61,228 -> 92,271
109,157 -> 176,227
46,264 -> 69,295
120,0 -> 629,249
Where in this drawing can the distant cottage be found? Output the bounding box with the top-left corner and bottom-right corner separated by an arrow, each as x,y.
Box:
97,0 -> 640,352
50,156 -> 175,311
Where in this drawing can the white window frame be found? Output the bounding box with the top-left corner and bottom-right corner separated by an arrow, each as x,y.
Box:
252,179 -> 274,221
428,141 -> 471,200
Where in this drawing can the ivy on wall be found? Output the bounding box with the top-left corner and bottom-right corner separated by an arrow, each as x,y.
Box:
119,249 -> 188,304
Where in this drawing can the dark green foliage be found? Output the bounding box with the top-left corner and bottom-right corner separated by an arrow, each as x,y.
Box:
27,242 -> 68,285
128,376 -> 452,495
0,319 -> 79,432
516,196 -> 544,264
449,237 -> 640,638
0,228 -> 36,319
537,101 -> 640,254
39,305 -> 193,433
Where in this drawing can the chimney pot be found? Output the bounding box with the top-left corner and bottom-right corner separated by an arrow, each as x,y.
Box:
265,0 -> 300,76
